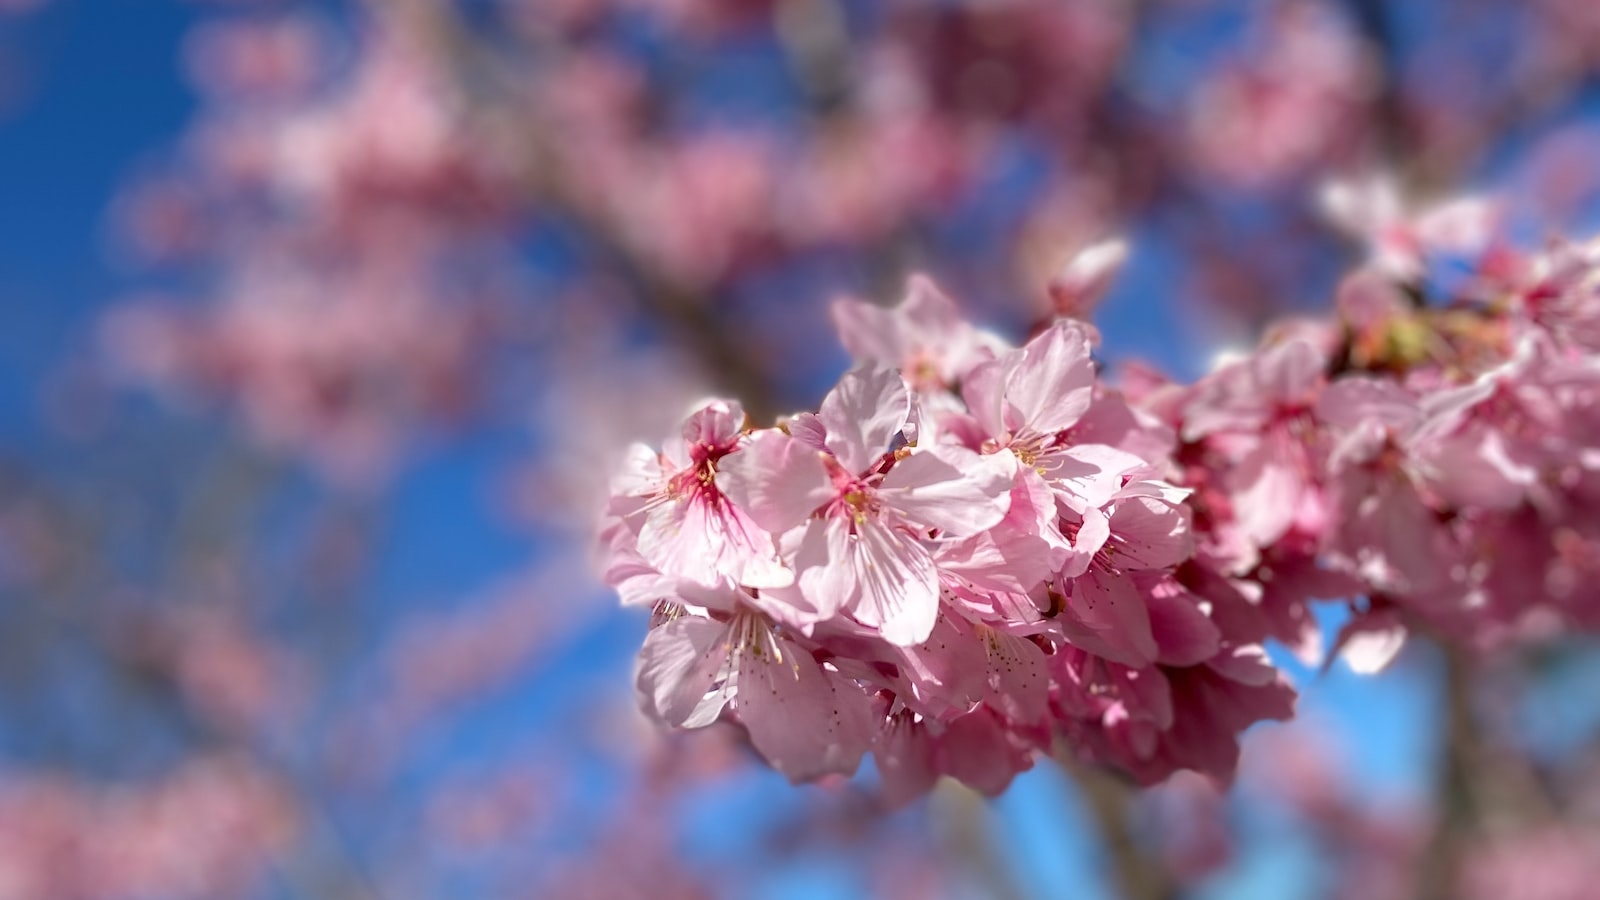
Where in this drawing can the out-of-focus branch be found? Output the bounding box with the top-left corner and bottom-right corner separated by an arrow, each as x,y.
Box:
1060,752 -> 1178,900
1416,644 -> 1476,900
1416,641 -> 1557,900
776,0 -> 854,112
1343,0 -> 1409,166
934,782 -> 1031,900
363,0 -> 784,420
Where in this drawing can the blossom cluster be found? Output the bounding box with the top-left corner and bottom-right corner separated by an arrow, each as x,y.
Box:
1162,199 -> 1600,674
602,275 -> 1295,797
604,201 -> 1600,795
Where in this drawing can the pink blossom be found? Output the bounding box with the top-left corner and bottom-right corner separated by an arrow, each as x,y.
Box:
604,283 -> 1297,793
1320,175 -> 1500,282
720,366 -> 1012,645
609,398 -> 796,590
832,276 -> 1007,392
634,591 -> 875,782
1047,238 -> 1129,321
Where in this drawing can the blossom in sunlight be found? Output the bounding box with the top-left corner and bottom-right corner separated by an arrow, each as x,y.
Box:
603,276 -> 1296,796
601,201 -> 1600,796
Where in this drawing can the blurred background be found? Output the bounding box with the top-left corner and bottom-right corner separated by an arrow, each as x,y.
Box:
3,0 -> 1600,897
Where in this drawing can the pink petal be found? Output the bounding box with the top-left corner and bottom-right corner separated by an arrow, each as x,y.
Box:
680,398 -> 746,450
959,357 -> 1007,438
1058,509 -> 1110,580
1046,443 -> 1147,512
635,615 -> 731,727
734,629 -> 875,782
818,366 -> 911,474
610,442 -> 666,504
785,411 -> 830,452
878,444 -> 1013,537
1256,338 -> 1324,405
1205,645 -> 1279,687
1068,393 -> 1177,466
1228,435 -> 1305,547
1112,663 -> 1175,731
939,707 -> 1033,796
874,712 -> 940,808
798,516 -> 941,646
1003,320 -> 1096,435
899,274 -> 966,337
1330,610 -> 1408,675
831,297 -> 907,369
982,627 -> 1049,723
893,614 -> 989,716
716,429 -> 833,534
1143,577 -> 1222,667
1108,495 -> 1194,570
935,468 -> 1064,593
635,490 -> 790,589
1047,239 -> 1128,319
1412,429 -> 1536,511
1316,376 -> 1418,431
1060,567 -> 1158,667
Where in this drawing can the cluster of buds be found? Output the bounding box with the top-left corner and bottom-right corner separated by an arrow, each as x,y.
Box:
601,278 -> 1294,797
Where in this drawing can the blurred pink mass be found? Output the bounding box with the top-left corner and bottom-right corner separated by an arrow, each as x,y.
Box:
0,759 -> 295,900
1461,827 -> 1600,900
102,258 -> 486,483
1182,2 -> 1376,188
183,15 -> 329,100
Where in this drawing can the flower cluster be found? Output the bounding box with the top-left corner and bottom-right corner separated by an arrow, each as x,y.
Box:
604,200 -> 1600,795
602,275 -> 1295,797
1157,211 -> 1600,673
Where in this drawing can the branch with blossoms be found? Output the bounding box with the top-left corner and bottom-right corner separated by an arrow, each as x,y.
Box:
600,198 -> 1600,811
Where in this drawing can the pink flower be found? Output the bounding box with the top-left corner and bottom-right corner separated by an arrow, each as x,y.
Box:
1320,175 -> 1500,283
1183,336 -> 1331,560
873,704 -> 1040,805
604,278 -> 1306,793
720,367 -> 1012,645
1047,239 -> 1129,321
1060,645 -> 1296,785
961,320 -> 1098,467
634,587 -> 875,783
609,399 -> 795,590
831,276 -> 1008,392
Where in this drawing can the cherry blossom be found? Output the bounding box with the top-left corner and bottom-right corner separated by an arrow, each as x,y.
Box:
604,277 -> 1294,795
